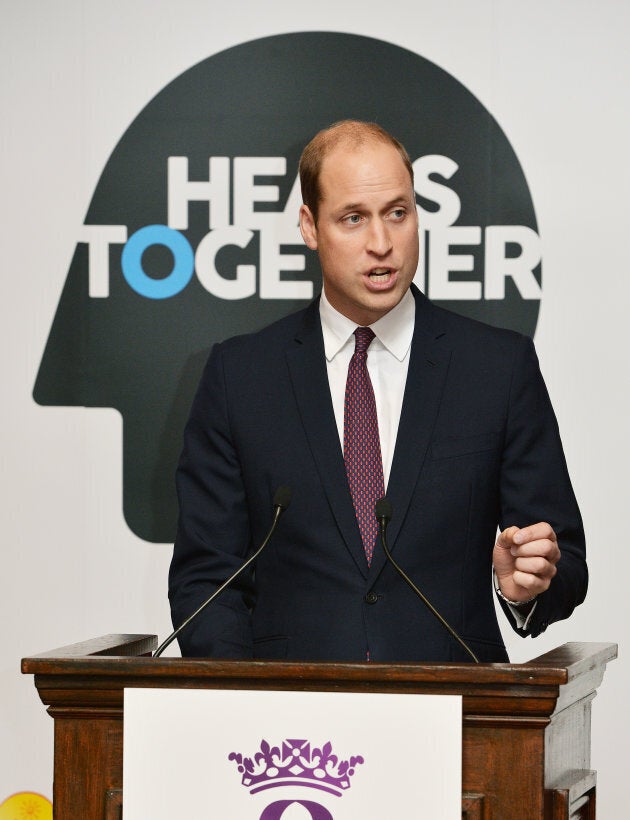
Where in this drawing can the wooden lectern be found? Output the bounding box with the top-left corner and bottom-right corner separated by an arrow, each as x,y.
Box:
22,636 -> 616,819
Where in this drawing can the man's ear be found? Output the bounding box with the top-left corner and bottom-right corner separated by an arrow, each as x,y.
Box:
299,204 -> 318,250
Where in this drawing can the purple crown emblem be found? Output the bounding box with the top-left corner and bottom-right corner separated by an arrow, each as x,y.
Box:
228,738 -> 365,796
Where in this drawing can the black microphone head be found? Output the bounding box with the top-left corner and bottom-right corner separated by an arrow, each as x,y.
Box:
375,497 -> 392,521
273,485 -> 292,510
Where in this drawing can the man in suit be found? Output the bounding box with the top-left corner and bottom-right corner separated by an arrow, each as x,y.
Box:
169,121 -> 587,662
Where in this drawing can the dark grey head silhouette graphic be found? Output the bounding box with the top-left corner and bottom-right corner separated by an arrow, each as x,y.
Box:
33,32 -> 541,542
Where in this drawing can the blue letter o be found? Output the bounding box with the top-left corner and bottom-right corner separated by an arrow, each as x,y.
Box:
121,224 -> 194,299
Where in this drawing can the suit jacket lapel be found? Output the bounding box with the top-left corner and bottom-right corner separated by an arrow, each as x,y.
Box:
285,300 -> 369,578
368,289 -> 452,582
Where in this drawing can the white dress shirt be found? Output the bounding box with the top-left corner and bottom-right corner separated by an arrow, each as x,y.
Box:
319,287 -> 415,489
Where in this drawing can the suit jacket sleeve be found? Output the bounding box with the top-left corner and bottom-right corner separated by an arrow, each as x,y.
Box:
497,333 -> 587,637
168,341 -> 255,657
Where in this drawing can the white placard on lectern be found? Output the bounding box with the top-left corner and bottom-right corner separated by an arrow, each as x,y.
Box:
124,688 -> 461,818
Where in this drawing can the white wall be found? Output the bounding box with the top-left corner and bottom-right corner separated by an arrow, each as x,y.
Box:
1,1 -> 627,813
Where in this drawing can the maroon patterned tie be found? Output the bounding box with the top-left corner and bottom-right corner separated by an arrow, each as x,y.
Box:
343,327 -> 385,565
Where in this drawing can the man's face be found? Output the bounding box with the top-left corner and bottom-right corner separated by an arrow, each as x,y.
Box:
299,140 -> 419,326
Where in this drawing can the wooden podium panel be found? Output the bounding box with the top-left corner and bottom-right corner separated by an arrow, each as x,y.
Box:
22,638 -> 616,819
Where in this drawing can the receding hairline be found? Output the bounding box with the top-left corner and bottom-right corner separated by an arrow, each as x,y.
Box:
299,120 -> 414,221
307,119 -> 404,150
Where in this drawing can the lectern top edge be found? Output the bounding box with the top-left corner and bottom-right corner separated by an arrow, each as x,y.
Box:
21,633 -> 617,690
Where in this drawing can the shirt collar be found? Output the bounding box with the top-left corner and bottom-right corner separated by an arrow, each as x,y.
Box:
319,287 -> 415,362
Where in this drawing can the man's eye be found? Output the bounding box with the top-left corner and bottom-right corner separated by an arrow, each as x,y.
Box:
390,208 -> 406,220
344,214 -> 362,225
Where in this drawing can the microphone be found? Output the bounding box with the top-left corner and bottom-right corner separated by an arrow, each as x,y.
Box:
375,498 -> 479,663
154,485 -> 292,658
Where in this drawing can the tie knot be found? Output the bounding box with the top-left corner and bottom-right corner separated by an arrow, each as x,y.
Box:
354,326 -> 375,356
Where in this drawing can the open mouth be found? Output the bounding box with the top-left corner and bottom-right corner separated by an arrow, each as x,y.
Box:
368,268 -> 394,283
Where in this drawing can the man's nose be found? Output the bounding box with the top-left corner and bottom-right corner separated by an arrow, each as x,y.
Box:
366,219 -> 392,256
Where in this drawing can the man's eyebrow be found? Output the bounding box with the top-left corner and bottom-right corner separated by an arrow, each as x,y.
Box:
334,195 -> 413,213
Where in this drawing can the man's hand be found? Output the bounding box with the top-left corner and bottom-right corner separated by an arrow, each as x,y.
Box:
493,522 -> 561,603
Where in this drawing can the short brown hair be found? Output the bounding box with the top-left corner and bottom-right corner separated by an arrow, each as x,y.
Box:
299,120 -> 414,223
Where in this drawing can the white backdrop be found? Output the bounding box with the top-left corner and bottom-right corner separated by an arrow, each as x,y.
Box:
1,0 -> 628,814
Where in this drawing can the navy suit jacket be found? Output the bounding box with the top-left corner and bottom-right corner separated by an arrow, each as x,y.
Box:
169,286 -> 587,662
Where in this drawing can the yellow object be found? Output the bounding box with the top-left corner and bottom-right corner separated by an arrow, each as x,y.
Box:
0,793 -> 52,819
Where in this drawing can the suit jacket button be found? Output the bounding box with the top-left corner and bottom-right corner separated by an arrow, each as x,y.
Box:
365,591 -> 379,605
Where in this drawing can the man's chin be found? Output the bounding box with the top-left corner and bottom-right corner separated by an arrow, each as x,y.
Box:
350,292 -> 406,325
